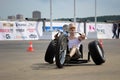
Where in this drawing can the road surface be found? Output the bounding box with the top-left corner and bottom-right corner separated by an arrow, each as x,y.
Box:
0,39 -> 120,80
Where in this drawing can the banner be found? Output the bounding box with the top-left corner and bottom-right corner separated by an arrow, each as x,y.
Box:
44,22 -> 113,39
86,23 -> 113,39
0,21 -> 113,40
45,22 -> 70,31
0,21 -> 43,40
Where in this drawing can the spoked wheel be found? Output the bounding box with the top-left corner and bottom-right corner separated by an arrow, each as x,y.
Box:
88,40 -> 105,65
55,34 -> 68,68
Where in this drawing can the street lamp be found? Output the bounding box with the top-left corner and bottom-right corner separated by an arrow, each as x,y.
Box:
74,0 -> 76,25
50,0 -> 53,31
95,0 -> 97,30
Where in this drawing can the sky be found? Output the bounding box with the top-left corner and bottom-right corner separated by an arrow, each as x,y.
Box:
0,0 -> 120,19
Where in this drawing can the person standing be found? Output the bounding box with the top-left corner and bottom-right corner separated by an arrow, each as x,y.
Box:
117,23 -> 120,39
112,22 -> 117,39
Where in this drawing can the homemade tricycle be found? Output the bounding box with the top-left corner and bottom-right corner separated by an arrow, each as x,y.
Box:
44,31 -> 105,68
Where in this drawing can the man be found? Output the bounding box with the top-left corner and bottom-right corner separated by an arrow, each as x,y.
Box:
112,22 -> 117,39
66,23 -> 85,62
117,23 -> 120,39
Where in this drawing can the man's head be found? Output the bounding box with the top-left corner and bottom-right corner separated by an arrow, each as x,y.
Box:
69,23 -> 76,31
63,24 -> 69,32
68,23 -> 76,36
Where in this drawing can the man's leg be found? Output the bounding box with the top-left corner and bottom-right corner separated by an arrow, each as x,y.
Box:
69,47 -> 77,57
65,47 -> 76,62
117,29 -> 120,39
68,47 -> 81,60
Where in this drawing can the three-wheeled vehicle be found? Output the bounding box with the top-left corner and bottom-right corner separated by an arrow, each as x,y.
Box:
44,30 -> 105,68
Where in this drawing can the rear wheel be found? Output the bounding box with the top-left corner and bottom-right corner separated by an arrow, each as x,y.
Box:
55,34 -> 68,68
88,40 -> 105,65
44,40 -> 56,64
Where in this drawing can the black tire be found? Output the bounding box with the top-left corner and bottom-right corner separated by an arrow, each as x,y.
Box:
55,34 -> 68,68
44,40 -> 56,64
88,40 -> 105,65
79,44 -> 83,58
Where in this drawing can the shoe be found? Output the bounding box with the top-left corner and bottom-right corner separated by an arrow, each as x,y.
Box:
65,55 -> 71,63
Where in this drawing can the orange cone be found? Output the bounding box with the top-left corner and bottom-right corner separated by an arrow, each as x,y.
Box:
99,39 -> 103,47
27,41 -> 34,52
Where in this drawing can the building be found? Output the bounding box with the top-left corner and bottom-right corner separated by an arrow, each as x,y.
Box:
8,16 -> 16,21
16,14 -> 24,20
32,11 -> 41,19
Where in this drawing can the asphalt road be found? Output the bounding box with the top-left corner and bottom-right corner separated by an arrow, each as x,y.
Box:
0,39 -> 120,80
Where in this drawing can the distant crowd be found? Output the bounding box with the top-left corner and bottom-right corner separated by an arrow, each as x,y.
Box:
112,22 -> 120,39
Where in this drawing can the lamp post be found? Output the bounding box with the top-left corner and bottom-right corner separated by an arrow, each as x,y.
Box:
74,0 -> 76,25
50,0 -> 53,31
95,0 -> 97,30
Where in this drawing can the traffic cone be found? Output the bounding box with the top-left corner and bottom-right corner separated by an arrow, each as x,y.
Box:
99,39 -> 103,47
27,41 -> 34,52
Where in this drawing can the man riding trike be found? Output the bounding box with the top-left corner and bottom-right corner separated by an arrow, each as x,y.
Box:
44,23 -> 105,68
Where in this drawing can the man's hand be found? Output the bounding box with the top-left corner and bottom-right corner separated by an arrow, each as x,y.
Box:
81,33 -> 86,40
78,33 -> 86,40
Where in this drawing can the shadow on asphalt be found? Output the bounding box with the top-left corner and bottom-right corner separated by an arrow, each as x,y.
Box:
31,62 -> 96,70
31,63 -> 57,70
64,63 -> 96,67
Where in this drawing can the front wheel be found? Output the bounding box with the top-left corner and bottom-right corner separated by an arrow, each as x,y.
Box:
55,34 -> 68,68
88,40 -> 105,65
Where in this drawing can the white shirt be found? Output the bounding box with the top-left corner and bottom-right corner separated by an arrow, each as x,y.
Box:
68,38 -> 81,49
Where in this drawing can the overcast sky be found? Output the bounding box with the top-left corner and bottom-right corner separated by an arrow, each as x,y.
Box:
0,0 -> 120,19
